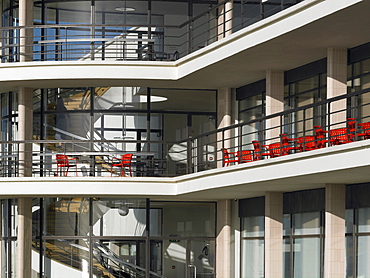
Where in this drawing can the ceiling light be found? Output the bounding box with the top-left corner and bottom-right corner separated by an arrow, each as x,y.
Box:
115,7 -> 135,12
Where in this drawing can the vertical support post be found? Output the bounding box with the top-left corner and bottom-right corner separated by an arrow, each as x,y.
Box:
265,192 -> 283,278
17,198 -> 32,278
146,198 -> 150,278
19,0 -> 34,62
216,200 -> 231,278
324,184 -> 345,278
90,0 -> 96,61
327,48 -> 347,128
218,0 -> 233,40
217,88 -> 232,167
265,70 -> 284,144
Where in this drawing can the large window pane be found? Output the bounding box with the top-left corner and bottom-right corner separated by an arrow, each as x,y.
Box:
241,239 -> 264,278
357,236 -> 370,277
150,201 -> 215,238
293,211 -> 320,235
358,207 -> 370,233
93,198 -> 147,237
43,239 -> 90,278
293,238 -> 320,278
242,216 -> 264,238
44,198 -> 90,236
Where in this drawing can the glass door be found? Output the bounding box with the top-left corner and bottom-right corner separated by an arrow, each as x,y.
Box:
187,239 -> 215,278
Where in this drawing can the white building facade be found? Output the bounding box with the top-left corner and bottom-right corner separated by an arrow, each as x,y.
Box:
1,0 -> 370,277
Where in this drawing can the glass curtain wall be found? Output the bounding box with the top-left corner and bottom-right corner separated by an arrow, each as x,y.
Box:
347,56 -> 370,123
283,190 -> 325,278
284,72 -> 327,137
0,198 -> 216,278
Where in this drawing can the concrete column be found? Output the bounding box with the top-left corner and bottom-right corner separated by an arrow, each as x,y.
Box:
218,0 -> 233,39
324,184 -> 345,278
19,0 -> 34,62
17,198 -> 32,278
18,87 -> 33,178
265,192 -> 283,278
217,88 -> 232,166
327,48 -> 347,128
216,200 -> 231,278
266,70 -> 284,143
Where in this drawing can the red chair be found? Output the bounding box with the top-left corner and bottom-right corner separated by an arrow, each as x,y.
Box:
111,154 -> 133,177
314,125 -> 328,148
237,150 -> 254,163
252,140 -> 270,160
347,118 -> 357,140
297,136 -> 317,152
263,142 -> 292,158
221,148 -> 239,166
358,122 -> 370,139
280,134 -> 300,153
329,128 -> 352,145
56,154 -> 78,176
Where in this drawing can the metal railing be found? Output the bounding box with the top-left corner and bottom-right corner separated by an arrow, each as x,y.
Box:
3,88 -> 370,178
0,0 -> 304,62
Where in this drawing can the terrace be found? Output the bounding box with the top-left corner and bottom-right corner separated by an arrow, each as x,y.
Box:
3,87 -> 370,179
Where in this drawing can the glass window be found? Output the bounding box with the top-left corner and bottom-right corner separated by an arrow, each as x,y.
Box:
241,215 -> 265,278
93,198 -> 147,237
150,201 -> 215,238
293,238 -> 320,278
293,211 -> 321,235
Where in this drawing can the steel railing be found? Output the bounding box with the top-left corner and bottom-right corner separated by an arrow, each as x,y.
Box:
4,88 -> 370,178
0,0 -> 304,63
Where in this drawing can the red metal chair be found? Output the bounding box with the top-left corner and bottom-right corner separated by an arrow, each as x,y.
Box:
237,150 -> 254,163
56,154 -> 78,176
329,128 -> 352,145
358,122 -> 370,139
263,142 -> 292,158
347,118 -> 357,140
252,140 -> 270,160
221,148 -> 239,166
280,134 -> 300,153
297,136 -> 317,152
314,125 -> 328,148
111,153 -> 133,177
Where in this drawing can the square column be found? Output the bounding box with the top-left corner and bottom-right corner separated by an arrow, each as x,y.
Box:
266,70 -> 284,143
218,0 -> 233,39
327,48 -> 348,127
265,192 -> 283,278
324,184 -> 345,278
17,198 -> 32,278
18,87 -> 33,177
19,0 -> 34,62
217,88 -> 232,166
216,200 -> 231,278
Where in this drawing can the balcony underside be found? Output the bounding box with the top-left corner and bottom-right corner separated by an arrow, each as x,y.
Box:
1,139 -> 370,200
0,0 -> 369,92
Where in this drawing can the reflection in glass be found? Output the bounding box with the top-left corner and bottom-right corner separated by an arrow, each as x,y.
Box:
241,239 -> 264,278
43,239 -> 90,278
358,208 -> 370,233
151,201 -> 215,238
93,198 -> 147,237
293,211 -> 320,235
357,236 -> 370,278
293,238 -> 320,278
242,216 -> 264,238
44,198 -> 90,236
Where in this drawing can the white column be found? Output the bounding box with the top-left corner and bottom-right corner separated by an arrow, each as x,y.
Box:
17,198 -> 32,278
265,192 -> 283,278
19,0 -> 34,62
266,70 -> 284,143
18,87 -> 33,178
217,88 -> 232,166
324,184 -> 345,278
327,48 -> 347,128
216,200 -> 231,278
218,0 -> 233,39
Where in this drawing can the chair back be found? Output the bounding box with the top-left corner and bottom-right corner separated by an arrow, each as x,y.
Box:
267,143 -> 282,157
221,148 -> 230,160
297,136 -> 316,151
238,150 -> 253,163
121,154 -> 133,166
56,154 -> 69,166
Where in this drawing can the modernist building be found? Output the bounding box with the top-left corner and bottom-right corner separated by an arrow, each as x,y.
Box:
1,0 -> 370,277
